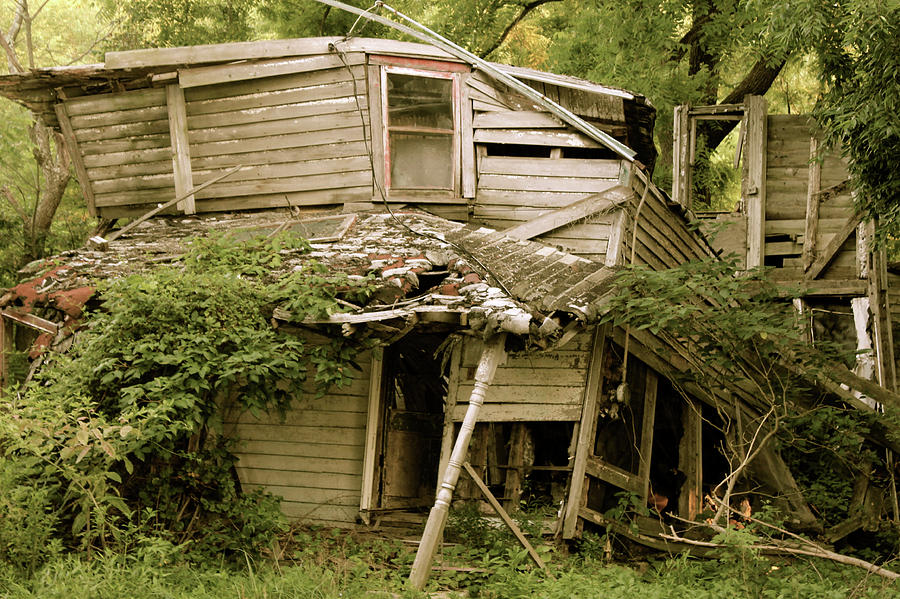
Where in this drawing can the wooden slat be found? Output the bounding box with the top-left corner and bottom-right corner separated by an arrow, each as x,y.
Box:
449,403 -> 582,422
237,468 -> 362,491
79,134 -> 171,156
503,185 -> 632,241
234,423 -> 366,445
178,54 -> 363,88
474,111 -> 563,129
474,190 -> 593,209
479,156 -> 621,179
563,326 -> 606,539
585,456 -> 642,495
252,485 -> 361,506
55,103 -> 97,216
105,39 -> 341,69
190,156 -> 370,186
459,366 -> 587,387
237,453 -> 363,476
69,104 -> 169,129
477,174 -> 618,194
64,87 -> 167,116
455,384 -> 583,405
166,84 -> 195,213
184,66 -> 365,104
802,137 -> 821,270
460,78 -> 476,199
637,370 -> 658,502
72,119 -> 171,143
187,96 -> 363,130
83,147 -> 173,169
359,355 -> 381,521
234,440 -> 364,461
473,129 -> 601,148
188,110 -> 366,145
806,213 -> 863,280
189,141 -> 367,172
744,95 -> 767,269
234,409 -> 366,429
88,160 -> 174,181
191,187 -> 370,212
190,126 -> 366,159
279,501 -> 360,524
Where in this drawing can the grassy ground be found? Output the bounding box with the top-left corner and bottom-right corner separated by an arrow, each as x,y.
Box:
0,527 -> 897,599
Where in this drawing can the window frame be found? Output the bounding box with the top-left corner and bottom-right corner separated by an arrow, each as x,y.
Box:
380,64 -> 461,195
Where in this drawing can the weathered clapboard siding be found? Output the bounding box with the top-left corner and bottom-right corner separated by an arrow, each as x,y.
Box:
452,334 -> 591,422
474,156 -> 621,261
182,62 -> 372,211
63,88 -> 174,213
621,177 -> 715,270
225,354 -> 373,526
764,115 -> 855,279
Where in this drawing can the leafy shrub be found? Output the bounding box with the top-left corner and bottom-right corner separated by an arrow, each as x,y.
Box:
0,231 -> 374,566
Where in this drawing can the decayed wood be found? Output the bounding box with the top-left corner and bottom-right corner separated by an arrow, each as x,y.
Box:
805,212 -> 862,280
604,211 -> 628,267
104,165 -> 241,242
358,354 -> 383,524
672,104 -> 691,209
1,310 -> 59,335
744,95 -> 767,269
0,315 -> 11,391
462,461 -> 550,573
64,87 -> 167,116
801,137 -> 821,270
502,185 -> 632,241
563,325 -> 608,538
449,403 -> 582,422
678,398 -> 703,520
409,334 -> 507,590
638,370 -> 658,502
869,246 -> 897,392
585,456 -> 643,495
473,110 -> 563,129
473,129 -> 602,148
460,77 -> 476,199
478,156 -> 621,179
438,341 -> 463,484
503,423 -> 528,511
165,84 -> 195,214
55,103 -> 97,216
178,54 -> 364,88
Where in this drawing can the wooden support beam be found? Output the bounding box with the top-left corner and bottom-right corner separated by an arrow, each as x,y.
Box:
672,104 -> 691,209
749,441 -> 819,531
462,462 -> 550,573
585,456 -> 642,495
358,354 -> 383,524
503,423 -> 528,511
55,103 -> 97,217
743,95 -> 767,269
0,315 -> 11,392
638,370 -> 659,503
869,245 -> 897,392
802,137 -> 821,271
678,398 -> 703,520
1,310 -> 59,335
166,84 -> 195,214
409,334 -> 506,590
502,184 -> 632,241
562,325 -> 608,539
805,212 -> 863,280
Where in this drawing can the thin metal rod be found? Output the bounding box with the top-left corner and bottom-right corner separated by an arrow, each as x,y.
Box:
314,0 -> 636,161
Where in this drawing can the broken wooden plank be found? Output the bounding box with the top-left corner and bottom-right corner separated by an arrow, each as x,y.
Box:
503,423 -> 529,511
563,326 -> 608,538
585,456 -> 643,495
55,103 -> 97,217
802,137 -> 821,271
805,212 -> 863,279
678,398 -> 703,520
1,310 -> 59,335
638,370 -> 659,503
462,461 -> 550,573
358,354 -> 383,525
104,164 -> 242,243
502,185 -> 632,241
744,95 -> 767,269
178,54 -> 364,88
166,84 -> 195,214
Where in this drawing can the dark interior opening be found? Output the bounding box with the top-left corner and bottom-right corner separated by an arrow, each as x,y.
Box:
482,143 -> 552,158
377,333 -> 448,510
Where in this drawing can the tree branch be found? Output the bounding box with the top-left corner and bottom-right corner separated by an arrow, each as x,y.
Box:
478,0 -> 562,59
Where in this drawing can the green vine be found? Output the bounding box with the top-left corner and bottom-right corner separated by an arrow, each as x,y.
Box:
0,231 -> 376,566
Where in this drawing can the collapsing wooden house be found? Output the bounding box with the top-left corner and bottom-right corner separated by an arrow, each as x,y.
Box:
1,33 -> 898,564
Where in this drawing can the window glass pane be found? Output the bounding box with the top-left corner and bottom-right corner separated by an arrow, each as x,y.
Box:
387,73 -> 453,130
390,132 -> 453,189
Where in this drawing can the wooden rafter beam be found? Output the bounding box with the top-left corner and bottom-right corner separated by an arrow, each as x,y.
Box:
1,309 -> 58,335
805,212 -> 863,279
502,184 -> 633,241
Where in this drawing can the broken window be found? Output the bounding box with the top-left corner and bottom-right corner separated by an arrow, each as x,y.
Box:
383,67 -> 458,192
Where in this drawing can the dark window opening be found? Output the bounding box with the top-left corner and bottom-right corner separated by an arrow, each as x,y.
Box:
482,143 -> 552,158
562,146 -> 619,160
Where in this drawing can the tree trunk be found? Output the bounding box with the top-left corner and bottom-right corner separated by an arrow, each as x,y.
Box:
22,117 -> 71,262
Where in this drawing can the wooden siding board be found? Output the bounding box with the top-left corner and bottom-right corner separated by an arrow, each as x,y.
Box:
183,65 -> 365,103
55,103 -> 97,216
178,54 -> 364,88
478,156 -> 620,179
192,188 -> 371,212
72,119 -> 171,143
189,127 -> 366,158
187,111 -> 367,144
83,147 -> 174,169
237,454 -> 363,476
473,129 -> 602,148
79,134 -> 171,156
186,96 -> 365,130
477,174 -> 618,194
64,87 -> 167,116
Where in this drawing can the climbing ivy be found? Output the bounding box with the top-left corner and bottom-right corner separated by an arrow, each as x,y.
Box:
0,231 -> 375,567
